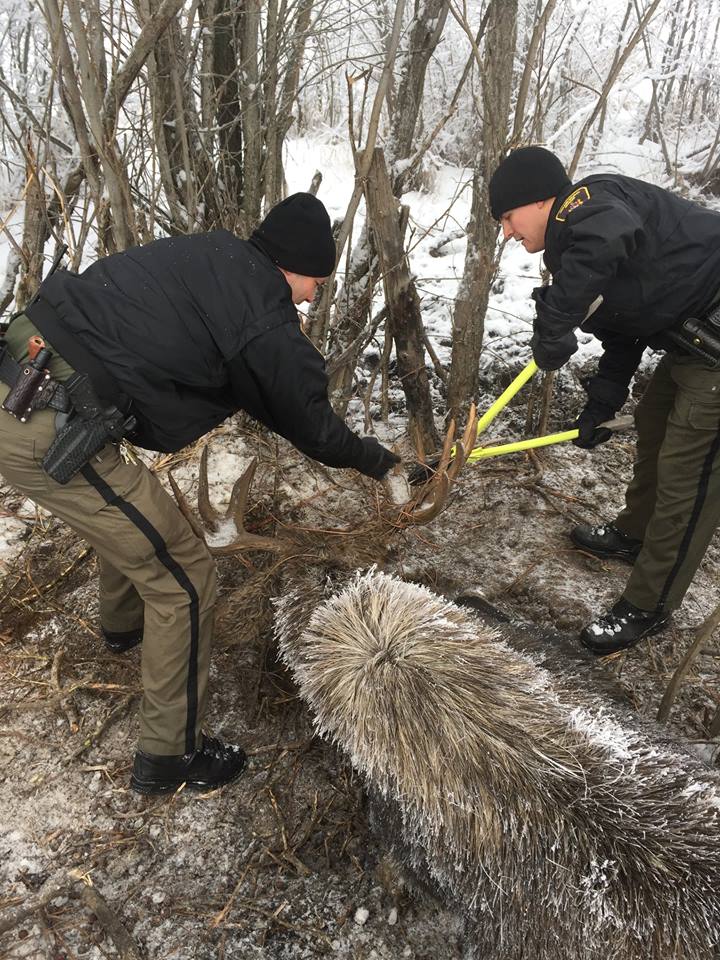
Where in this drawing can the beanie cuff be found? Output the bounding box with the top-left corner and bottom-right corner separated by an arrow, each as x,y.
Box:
251,193 -> 336,277
489,147 -> 571,220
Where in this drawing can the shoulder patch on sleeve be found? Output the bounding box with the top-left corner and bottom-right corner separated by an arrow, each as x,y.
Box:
555,185 -> 591,223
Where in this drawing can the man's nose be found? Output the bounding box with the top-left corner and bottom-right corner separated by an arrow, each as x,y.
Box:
501,221 -> 512,241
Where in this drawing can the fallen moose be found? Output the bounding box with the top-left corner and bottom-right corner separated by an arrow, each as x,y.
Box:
275,569 -> 720,960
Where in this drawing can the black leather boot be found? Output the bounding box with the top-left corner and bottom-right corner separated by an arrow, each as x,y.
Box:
580,598 -> 670,655
103,627 -> 143,653
570,523 -> 643,563
130,734 -> 247,794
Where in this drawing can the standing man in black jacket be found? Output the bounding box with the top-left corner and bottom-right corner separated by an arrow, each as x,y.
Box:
0,193 -> 399,793
488,146 -> 720,656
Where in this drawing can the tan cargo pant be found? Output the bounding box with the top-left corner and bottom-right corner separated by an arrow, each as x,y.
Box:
614,352 -> 720,612
0,382 -> 216,755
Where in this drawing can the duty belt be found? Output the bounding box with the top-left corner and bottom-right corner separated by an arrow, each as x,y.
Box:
0,339 -> 72,414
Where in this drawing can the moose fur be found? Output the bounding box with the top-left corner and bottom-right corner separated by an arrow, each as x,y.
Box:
275,567 -> 720,960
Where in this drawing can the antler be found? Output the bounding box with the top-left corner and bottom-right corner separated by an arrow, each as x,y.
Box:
169,446 -> 287,556
170,408 -> 478,554
395,405 -> 478,525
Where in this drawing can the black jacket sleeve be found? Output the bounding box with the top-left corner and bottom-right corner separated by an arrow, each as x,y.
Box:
227,318 -> 375,472
533,192 -> 645,369
583,329 -> 645,412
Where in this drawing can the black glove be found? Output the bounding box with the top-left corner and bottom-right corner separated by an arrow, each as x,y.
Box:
359,437 -> 401,480
530,330 -> 578,371
530,287 -> 582,371
573,398 -> 615,449
408,460 -> 435,486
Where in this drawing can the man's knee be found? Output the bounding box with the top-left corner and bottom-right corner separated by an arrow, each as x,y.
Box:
157,523 -> 217,609
191,544 -> 217,609
633,395 -> 662,439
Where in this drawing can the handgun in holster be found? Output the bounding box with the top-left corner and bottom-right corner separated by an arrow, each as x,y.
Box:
664,303 -> 720,369
42,373 -> 137,485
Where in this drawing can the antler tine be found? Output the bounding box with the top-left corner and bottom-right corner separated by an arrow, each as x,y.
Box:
210,528 -> 286,556
446,440 -> 465,481
403,473 -> 450,525
462,402 -> 478,457
463,404 -> 479,468
415,423 -> 427,468
447,403 -> 478,481
169,448 -> 288,556
210,458 -> 289,556
198,445 -> 221,531
437,418 -> 456,474
401,420 -> 456,524
168,471 -> 210,542
227,457 -> 257,526
399,406 -> 478,524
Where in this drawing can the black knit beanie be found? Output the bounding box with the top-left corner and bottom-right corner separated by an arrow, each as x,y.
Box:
488,147 -> 571,220
250,193 -> 336,277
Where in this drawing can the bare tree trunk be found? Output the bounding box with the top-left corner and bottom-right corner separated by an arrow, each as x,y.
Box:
674,0 -> 697,121
365,148 -> 439,451
512,0 -> 558,143
64,0 -> 138,249
388,0 -> 450,192
83,0 -> 107,94
205,0 -> 244,223
657,2 -> 680,111
42,0 -> 104,229
327,222 -> 380,416
239,0 -> 263,231
308,0 -> 406,349
373,0 -> 398,119
660,0 -> 693,110
699,121 -> 720,191
266,0 -> 314,208
137,0 -> 191,232
43,0 -> 187,251
16,139 -> 48,309
700,15 -> 720,121
0,247 -> 21,315
325,0 -> 450,413
446,0 -> 517,423
198,0 -> 216,147
634,0 -> 672,175
262,0 -> 281,210
144,0 -> 222,230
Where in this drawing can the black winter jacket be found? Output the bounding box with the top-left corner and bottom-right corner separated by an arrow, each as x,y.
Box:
30,231 -> 373,470
534,174 -> 720,409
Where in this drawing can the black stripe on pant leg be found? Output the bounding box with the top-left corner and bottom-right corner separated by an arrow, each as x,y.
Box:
657,426 -> 720,610
81,463 -> 200,755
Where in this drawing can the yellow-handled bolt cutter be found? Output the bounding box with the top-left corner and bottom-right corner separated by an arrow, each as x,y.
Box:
411,358 -> 633,482
466,358 -> 633,462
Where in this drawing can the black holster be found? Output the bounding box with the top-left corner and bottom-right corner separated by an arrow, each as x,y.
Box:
664,304 -> 720,368
42,373 -> 136,485
0,342 -> 70,420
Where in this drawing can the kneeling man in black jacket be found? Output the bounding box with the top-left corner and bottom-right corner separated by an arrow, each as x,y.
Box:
488,147 -> 720,656
0,193 -> 399,793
